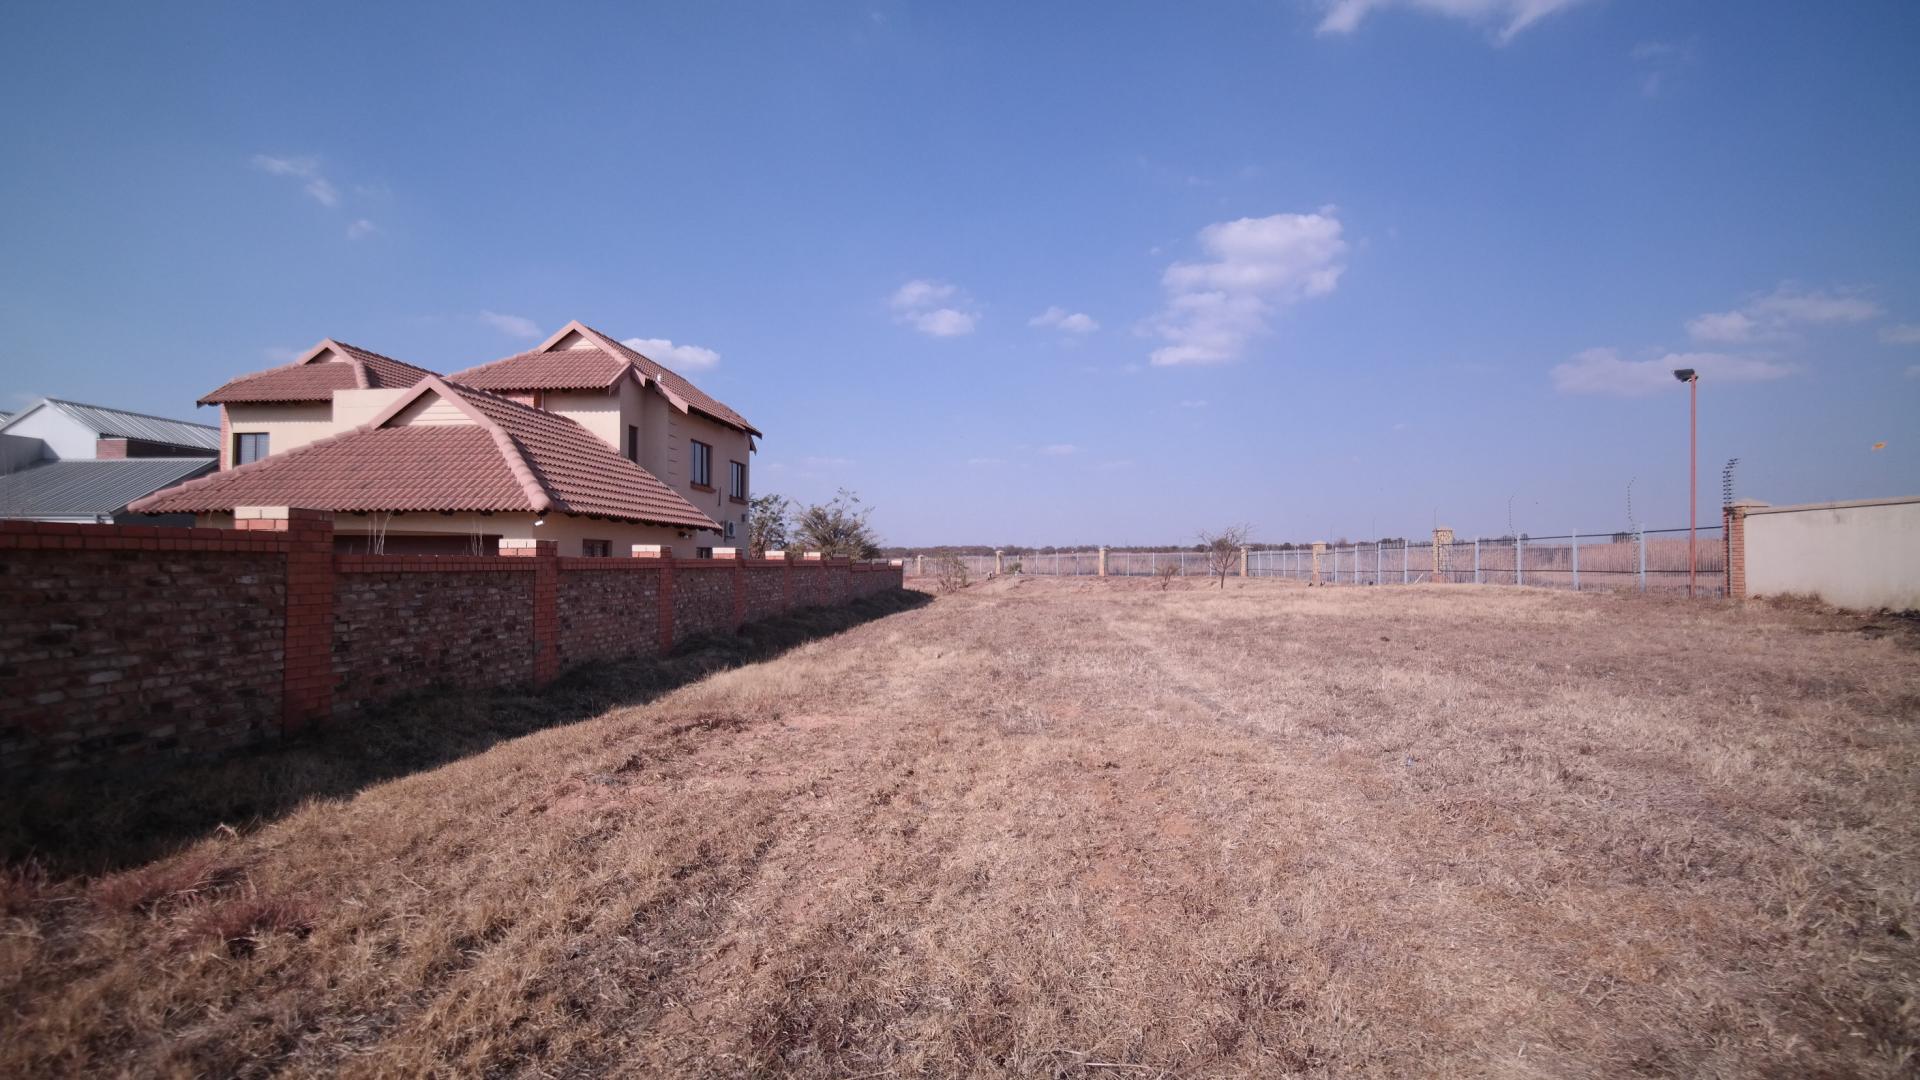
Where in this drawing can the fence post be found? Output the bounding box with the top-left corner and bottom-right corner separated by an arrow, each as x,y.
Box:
1516,535 -> 1524,587
1099,546 -> 1109,577
1571,532 -> 1579,591
1636,527 -> 1646,592
1431,527 -> 1453,582
994,549 -> 1004,575
1402,541 -> 1409,585
1474,537 -> 1482,584
915,554 -> 923,577
1311,541 -> 1325,585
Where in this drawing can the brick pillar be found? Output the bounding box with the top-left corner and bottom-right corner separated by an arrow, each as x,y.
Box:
716,547 -> 746,629
1723,500 -> 1766,600
237,506 -> 334,733
1098,546 -> 1109,577
95,437 -> 129,459
1432,527 -> 1453,580
632,545 -> 676,650
501,539 -> 559,683
219,406 -> 231,470
766,549 -> 795,610
1238,546 -> 1248,577
1310,542 -> 1326,585
994,549 -> 1004,575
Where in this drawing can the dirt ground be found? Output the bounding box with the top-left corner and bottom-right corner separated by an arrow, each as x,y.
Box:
3,578 -> 1918,1078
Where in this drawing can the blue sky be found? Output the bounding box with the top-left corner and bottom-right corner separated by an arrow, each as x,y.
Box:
3,1 -> 1916,547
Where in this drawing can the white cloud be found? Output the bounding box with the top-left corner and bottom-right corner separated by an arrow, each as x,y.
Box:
346,219 -> 376,240
1907,365 -> 1920,379
1315,0 -> 1590,43
1685,310 -> 1756,343
1691,285 -> 1882,343
1551,348 -> 1794,397
263,345 -> 304,363
479,311 -> 541,340
891,279 -> 979,337
623,337 -> 721,371
1040,443 -> 1080,456
966,456 -> 1007,466
891,279 -> 957,310
1030,306 -> 1100,334
1883,324 -> 1920,345
912,308 -> 977,336
251,154 -> 342,207
1146,208 -> 1347,366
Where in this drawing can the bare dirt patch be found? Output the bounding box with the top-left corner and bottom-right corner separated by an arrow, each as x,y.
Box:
3,580 -> 1917,1077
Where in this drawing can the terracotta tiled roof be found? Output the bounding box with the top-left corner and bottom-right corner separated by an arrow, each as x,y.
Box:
135,378 -> 720,531
199,341 -> 437,404
449,323 -> 759,436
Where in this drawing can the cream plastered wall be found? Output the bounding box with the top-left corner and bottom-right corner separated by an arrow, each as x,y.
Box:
333,388 -> 411,428
224,402 -> 335,463
1745,497 -> 1920,612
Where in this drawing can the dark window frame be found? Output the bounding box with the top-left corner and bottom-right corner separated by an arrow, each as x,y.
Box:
728,459 -> 747,501
689,440 -> 713,488
233,432 -> 269,466
625,424 -> 639,463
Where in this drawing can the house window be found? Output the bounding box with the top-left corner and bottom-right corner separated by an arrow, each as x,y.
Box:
690,440 -> 712,487
233,432 -> 269,466
729,460 -> 747,501
695,546 -> 714,559
724,521 -> 736,540
582,539 -> 612,558
625,424 -> 639,463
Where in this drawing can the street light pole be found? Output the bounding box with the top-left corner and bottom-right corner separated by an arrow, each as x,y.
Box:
1673,368 -> 1699,598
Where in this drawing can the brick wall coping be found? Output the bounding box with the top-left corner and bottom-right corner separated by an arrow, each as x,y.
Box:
0,519 -> 288,553
1741,494 -> 1920,515
335,555 -> 532,573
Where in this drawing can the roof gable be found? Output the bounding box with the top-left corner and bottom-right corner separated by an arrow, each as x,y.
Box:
449,319 -> 760,436
199,340 -> 437,404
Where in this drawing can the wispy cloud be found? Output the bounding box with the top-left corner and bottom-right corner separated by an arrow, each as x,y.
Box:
479,311 -> 541,340
346,219 -> 377,240
891,279 -> 978,337
1040,443 -> 1080,456
1315,0 -> 1590,43
1179,399 -> 1208,409
1689,285 -> 1882,343
251,154 -> 341,207
966,456 -> 1008,466
1146,208 -> 1347,366
623,337 -> 721,371
1877,324 -> 1920,345
1552,348 -> 1793,397
1029,306 -> 1100,334
263,345 -> 305,363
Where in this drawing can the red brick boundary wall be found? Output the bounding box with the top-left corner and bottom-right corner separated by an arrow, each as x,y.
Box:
0,510 -> 904,773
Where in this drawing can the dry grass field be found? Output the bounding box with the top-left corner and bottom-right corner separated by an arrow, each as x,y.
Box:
3,578 -> 1918,1078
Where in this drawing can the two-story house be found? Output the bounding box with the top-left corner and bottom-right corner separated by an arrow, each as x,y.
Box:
133,322 -> 755,556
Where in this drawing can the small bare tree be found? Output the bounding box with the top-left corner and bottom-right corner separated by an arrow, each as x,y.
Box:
1198,524 -> 1251,589
933,552 -> 970,594
1155,560 -> 1180,591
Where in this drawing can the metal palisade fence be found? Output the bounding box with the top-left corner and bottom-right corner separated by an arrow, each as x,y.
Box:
906,525 -> 1728,597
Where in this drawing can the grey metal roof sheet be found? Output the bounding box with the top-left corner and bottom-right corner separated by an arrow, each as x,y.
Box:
0,458 -> 217,519
19,399 -> 219,450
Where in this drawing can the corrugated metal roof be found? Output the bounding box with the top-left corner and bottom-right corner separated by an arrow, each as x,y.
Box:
0,458 -> 216,520
14,399 -> 219,450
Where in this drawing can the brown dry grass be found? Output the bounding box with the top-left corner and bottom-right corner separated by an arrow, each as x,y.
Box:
3,579 -> 1918,1078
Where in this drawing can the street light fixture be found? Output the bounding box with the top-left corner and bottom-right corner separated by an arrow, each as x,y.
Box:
1674,368 -> 1699,597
